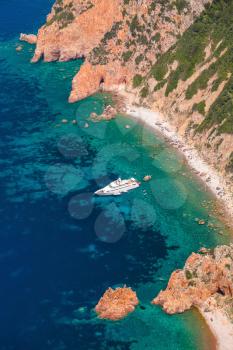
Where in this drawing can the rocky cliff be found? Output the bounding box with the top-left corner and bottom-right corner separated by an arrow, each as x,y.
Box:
30,0 -> 233,183
32,0 -> 122,63
133,0 -> 233,189
153,245 -> 233,316
32,0 -> 211,100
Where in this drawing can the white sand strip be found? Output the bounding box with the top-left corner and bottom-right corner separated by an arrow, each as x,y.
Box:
199,305 -> 233,350
124,104 -> 233,221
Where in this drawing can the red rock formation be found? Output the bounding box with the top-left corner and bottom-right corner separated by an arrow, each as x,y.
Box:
20,33 -> 37,44
95,286 -> 139,320
69,62 -> 130,102
32,0 -> 211,100
90,105 -> 117,121
152,245 -> 233,314
32,0 -> 122,63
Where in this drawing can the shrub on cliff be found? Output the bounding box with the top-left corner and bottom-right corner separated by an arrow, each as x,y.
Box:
133,74 -> 143,88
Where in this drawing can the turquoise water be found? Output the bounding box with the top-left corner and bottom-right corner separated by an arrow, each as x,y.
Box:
0,3 -> 230,349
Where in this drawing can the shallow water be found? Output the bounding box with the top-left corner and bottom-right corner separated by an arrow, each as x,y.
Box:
0,2 -> 230,349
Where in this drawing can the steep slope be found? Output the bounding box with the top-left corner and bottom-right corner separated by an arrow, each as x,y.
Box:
69,0 -> 211,101
133,0 -> 233,183
32,0 -> 211,100
32,0 -> 122,63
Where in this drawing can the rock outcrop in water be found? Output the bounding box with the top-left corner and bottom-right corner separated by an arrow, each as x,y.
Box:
95,286 -> 139,320
90,105 -> 116,121
152,245 -> 233,315
20,33 -> 37,44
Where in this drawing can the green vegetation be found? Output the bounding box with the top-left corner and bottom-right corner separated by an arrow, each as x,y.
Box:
130,15 -> 143,35
175,0 -> 188,14
225,152 -> 233,173
46,1 -> 75,29
135,54 -> 144,65
102,22 -> 123,44
192,101 -> 206,115
154,80 -> 166,91
80,1 -> 94,14
148,0 -> 233,136
122,50 -> 133,62
185,270 -> 193,280
89,21 -> 123,65
197,76 -> 233,134
151,33 -> 161,42
90,46 -> 109,65
140,86 -> 149,98
151,61 -> 168,81
133,74 -> 143,88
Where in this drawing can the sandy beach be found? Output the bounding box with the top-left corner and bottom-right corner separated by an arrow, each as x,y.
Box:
199,300 -> 233,350
120,102 -> 233,225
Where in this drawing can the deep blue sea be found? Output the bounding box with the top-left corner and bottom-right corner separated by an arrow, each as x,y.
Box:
0,1 -> 230,349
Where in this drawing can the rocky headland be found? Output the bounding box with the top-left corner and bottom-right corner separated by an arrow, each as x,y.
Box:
94,245 -> 233,347
95,286 -> 139,321
153,245 -> 233,314
153,245 -> 233,349
28,0 -> 212,101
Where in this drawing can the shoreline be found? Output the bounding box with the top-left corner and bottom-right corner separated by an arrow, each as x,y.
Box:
198,301 -> 233,350
124,103 -> 233,350
114,90 -> 233,230
111,89 -> 233,350
126,106 -> 233,222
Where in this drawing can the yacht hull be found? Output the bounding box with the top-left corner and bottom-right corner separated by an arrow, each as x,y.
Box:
95,180 -> 140,196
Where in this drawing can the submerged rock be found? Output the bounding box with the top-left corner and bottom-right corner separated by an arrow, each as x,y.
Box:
198,219 -> 206,225
16,45 -> 23,51
95,286 -> 139,321
90,105 -> 116,121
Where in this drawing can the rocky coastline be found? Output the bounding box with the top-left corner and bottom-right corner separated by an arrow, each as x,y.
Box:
153,245 -> 233,350
21,0 -> 233,211
115,89 -> 233,227
22,0 -> 233,347
94,246 -> 233,348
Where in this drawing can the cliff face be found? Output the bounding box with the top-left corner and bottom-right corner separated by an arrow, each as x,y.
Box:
133,0 -> 233,185
69,0 -> 211,102
32,0 -> 122,63
31,0 -> 233,179
33,0 -> 211,99
153,245 -> 233,316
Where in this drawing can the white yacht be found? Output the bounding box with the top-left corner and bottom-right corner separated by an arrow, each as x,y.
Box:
95,178 -> 140,196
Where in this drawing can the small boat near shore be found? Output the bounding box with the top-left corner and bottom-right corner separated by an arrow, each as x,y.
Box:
95,178 -> 140,196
